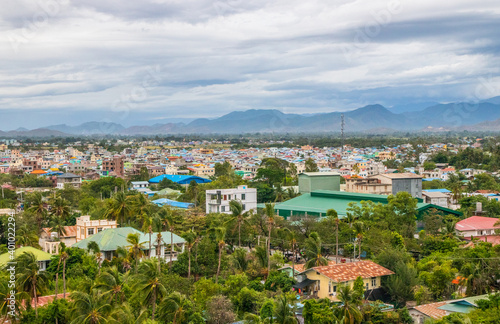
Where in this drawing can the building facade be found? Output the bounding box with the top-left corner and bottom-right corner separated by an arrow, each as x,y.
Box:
206,185 -> 257,214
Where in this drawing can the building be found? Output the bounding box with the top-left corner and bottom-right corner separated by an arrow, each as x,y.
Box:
0,208 -> 15,216
368,173 -> 423,198
76,215 -> 118,242
102,156 -> 124,177
298,172 -> 341,193
206,185 -> 258,214
72,227 -> 186,261
422,190 -> 450,208
455,216 -> 500,239
131,181 -> 149,190
409,295 -> 488,323
293,260 -> 394,301
187,164 -> 215,177
56,173 -> 82,189
345,177 -> 392,195
149,174 -> 212,186
0,247 -> 52,271
272,190 -> 461,220
39,225 -> 77,254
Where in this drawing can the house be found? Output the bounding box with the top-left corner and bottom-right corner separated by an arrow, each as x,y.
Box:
39,225 -> 77,254
345,177 -> 392,195
206,185 -> 257,214
72,227 -> 186,261
455,216 -> 500,243
56,172 -> 82,189
293,260 -> 394,301
131,181 -> 149,190
409,295 -> 489,323
76,215 -> 117,242
0,247 -> 53,271
187,164 -> 215,177
368,173 -> 423,198
422,191 -> 449,208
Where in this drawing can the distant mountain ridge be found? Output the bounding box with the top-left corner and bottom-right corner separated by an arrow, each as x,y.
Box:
2,97 -> 500,136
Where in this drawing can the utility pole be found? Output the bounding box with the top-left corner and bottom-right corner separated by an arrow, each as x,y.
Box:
341,113 -> 345,155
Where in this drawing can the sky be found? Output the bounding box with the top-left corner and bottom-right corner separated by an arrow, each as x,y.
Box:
1,0 -> 500,130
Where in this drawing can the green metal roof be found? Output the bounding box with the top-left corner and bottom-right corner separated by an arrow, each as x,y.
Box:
72,227 -> 143,251
272,190 -> 462,219
0,247 -> 53,267
72,227 -> 185,252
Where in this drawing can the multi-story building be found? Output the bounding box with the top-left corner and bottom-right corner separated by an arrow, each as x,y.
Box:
56,173 -> 82,189
76,215 -> 117,242
102,156 -> 124,177
206,185 -> 257,214
368,173 -> 423,198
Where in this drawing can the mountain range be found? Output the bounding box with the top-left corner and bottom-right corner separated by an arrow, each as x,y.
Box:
3,98 -> 500,136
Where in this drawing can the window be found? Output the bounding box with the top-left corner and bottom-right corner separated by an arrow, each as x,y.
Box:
333,285 -> 337,292
88,228 -> 94,236
221,206 -> 226,212
241,194 -> 246,200
366,283 -> 369,290
224,195 -> 227,200
371,277 -> 377,287
228,195 -> 231,200
211,194 -> 217,200
97,228 -> 103,233
242,204 -> 246,210
81,229 -> 85,236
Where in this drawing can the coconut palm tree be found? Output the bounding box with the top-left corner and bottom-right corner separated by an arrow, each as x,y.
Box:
126,233 -> 145,274
15,224 -> 40,248
94,266 -> 129,304
215,227 -> 226,284
87,241 -> 103,275
50,216 -> 67,241
133,258 -> 167,321
335,285 -> 362,324
353,221 -> 365,260
27,192 -> 47,229
264,203 -> 276,276
16,252 -> 50,317
69,290 -> 112,324
162,208 -> 177,269
227,200 -> 250,247
54,245 -> 68,301
181,230 -> 197,279
50,196 -> 71,220
304,232 -> 328,269
273,294 -> 297,324
327,209 -> 340,264
105,192 -> 132,226
233,248 -> 249,273
157,292 -> 190,324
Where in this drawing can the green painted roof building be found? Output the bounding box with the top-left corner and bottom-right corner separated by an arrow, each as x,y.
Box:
0,247 -> 53,271
271,190 -> 461,220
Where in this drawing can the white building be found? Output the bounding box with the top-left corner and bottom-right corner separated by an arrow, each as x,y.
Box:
206,185 -> 257,214
76,215 -> 117,242
131,181 -> 149,190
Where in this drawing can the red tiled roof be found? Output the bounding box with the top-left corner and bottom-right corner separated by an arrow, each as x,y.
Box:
455,216 -> 500,231
463,235 -> 500,246
304,260 -> 394,282
42,225 -> 77,238
413,301 -> 447,319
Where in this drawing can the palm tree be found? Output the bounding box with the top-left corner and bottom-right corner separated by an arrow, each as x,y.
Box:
50,196 -> 71,220
162,209 -> 177,269
265,203 -> 276,276
215,227 -> 226,284
181,230 -> 197,279
142,214 -> 154,259
327,209 -> 340,264
105,192 -> 132,226
50,216 -> 67,240
16,252 -> 50,317
115,246 -> 132,272
233,248 -> 249,273
353,221 -> 365,260
133,258 -> 167,321
15,224 -> 40,248
286,229 -> 298,277
273,294 -> 297,324
54,245 -> 68,301
157,292 -> 190,324
126,233 -> 145,274
94,266 -> 128,304
87,241 -> 103,275
27,192 -> 47,229
254,245 -> 269,272
304,232 -> 328,269
335,285 -> 362,324
69,290 -> 112,324
227,200 -> 250,247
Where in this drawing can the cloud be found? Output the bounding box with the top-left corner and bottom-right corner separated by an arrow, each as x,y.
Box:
0,0 -> 499,129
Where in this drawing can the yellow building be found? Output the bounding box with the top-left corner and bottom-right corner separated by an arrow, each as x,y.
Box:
378,151 -> 396,160
293,261 -> 394,301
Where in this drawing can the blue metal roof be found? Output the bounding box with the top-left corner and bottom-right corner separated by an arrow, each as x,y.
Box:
148,174 -> 212,184
152,198 -> 193,209
423,189 -> 451,193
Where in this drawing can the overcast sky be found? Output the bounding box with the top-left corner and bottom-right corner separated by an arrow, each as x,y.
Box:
1,0 -> 500,129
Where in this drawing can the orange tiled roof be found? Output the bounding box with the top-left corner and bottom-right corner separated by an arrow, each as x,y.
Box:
305,260 -> 394,282
42,225 -> 77,238
413,301 -> 447,319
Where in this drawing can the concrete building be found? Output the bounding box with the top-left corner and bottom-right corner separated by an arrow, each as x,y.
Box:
298,172 -> 341,193
76,215 -> 118,242
131,181 -> 149,190
102,156 -> 124,177
56,173 -> 82,189
368,173 -> 423,198
345,177 -> 392,195
422,191 -> 449,208
206,185 -> 257,214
